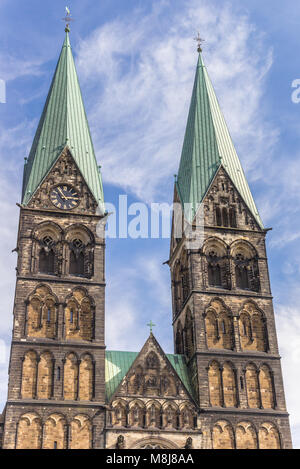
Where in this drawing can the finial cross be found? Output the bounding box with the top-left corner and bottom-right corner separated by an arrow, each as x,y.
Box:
194,32 -> 205,53
147,320 -> 156,334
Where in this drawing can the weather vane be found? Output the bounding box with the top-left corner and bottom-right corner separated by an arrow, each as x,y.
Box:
62,6 -> 75,32
147,320 -> 156,334
194,32 -> 205,53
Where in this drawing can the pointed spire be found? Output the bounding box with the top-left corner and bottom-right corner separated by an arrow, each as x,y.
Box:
22,32 -> 104,209
176,51 -> 263,229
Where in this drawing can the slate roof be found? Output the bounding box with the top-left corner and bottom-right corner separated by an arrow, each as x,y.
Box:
177,53 -> 263,228
22,32 -> 104,209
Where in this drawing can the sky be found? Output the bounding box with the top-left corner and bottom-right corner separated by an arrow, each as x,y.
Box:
0,0 -> 300,448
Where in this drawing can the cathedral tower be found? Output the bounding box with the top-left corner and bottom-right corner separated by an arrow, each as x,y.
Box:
3,32 -> 106,449
169,51 -> 293,449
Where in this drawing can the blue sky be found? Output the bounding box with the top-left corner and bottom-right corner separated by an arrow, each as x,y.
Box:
1,0 -> 300,448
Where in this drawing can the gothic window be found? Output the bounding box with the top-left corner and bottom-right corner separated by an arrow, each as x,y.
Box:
208,251 -> 222,287
129,402 -> 145,427
146,403 -> 161,428
175,321 -> 184,354
39,236 -> 55,274
205,300 -> 234,351
16,413 -> 42,450
163,404 -> 177,429
184,309 -> 194,359
70,239 -> 85,276
65,288 -> 94,341
239,303 -> 267,353
26,285 -> 57,339
212,421 -> 235,450
216,207 -> 222,226
70,415 -> 92,450
204,242 -> 229,290
232,244 -> 260,292
146,352 -> 159,369
112,400 -> 127,427
222,208 -> 229,227
173,251 -> 190,314
229,208 -> 237,228
180,406 -> 194,430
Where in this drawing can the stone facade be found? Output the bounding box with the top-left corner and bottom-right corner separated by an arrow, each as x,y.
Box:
169,167 -> 293,449
2,149 -> 106,449
1,117 -> 292,448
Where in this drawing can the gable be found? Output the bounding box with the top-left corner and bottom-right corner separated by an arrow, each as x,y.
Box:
202,166 -> 262,231
26,148 -> 101,216
105,338 -> 196,403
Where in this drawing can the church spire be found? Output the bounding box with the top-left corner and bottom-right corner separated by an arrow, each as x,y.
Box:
176,50 -> 263,229
22,32 -> 104,209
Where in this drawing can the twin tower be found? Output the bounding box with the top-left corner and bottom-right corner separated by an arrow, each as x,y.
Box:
1,32 -> 292,449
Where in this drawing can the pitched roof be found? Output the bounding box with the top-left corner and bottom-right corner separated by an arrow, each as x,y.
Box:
22,32 -> 104,208
177,53 -> 263,229
105,349 -> 195,401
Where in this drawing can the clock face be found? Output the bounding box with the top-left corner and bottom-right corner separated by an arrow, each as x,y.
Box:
50,185 -> 79,210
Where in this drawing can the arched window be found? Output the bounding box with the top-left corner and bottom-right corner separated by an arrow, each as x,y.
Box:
16,413 -> 42,449
175,322 -> 184,355
207,251 -> 222,287
229,209 -> 237,228
222,208 -> 229,227
70,239 -> 85,276
235,254 -> 250,290
208,264 -> 222,286
216,207 -> 222,226
212,421 -> 235,449
208,361 -> 222,407
236,422 -> 258,449
184,310 -> 194,359
70,415 -> 92,450
39,236 -> 55,274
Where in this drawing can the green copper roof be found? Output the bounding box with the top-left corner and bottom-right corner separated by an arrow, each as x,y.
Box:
105,350 -> 195,401
177,54 -> 263,229
22,32 -> 104,208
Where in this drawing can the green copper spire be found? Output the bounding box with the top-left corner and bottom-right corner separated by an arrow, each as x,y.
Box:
177,53 -> 263,229
22,32 -> 104,209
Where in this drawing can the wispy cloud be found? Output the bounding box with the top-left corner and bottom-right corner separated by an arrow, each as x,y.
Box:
76,0 -> 276,202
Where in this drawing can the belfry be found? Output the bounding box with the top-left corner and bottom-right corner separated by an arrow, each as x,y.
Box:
0,29 -> 292,449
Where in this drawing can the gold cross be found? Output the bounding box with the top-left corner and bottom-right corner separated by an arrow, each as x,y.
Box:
194,33 -> 205,53
147,320 -> 156,334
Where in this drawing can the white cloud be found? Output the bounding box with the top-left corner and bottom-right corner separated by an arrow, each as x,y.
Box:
76,0 -> 276,203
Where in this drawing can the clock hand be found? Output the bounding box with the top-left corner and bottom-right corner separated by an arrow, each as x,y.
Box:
57,187 -> 67,200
